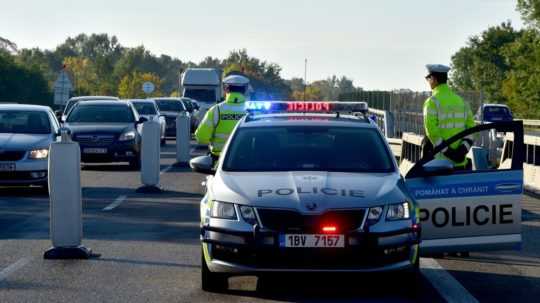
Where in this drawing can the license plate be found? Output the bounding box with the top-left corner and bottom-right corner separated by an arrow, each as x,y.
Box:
0,163 -> 15,172
280,234 -> 345,248
83,148 -> 107,154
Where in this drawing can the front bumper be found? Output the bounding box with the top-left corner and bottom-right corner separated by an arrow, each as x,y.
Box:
0,158 -> 48,185
77,141 -> 139,163
201,226 -> 420,273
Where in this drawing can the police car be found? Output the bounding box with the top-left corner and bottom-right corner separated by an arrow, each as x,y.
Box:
190,101 -> 423,291
191,101 -> 525,292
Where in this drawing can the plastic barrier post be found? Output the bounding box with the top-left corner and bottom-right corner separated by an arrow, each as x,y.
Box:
137,119 -> 162,193
175,113 -> 191,167
44,129 -> 94,259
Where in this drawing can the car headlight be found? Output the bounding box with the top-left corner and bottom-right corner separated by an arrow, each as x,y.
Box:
210,201 -> 237,220
239,205 -> 258,225
366,206 -> 383,226
118,130 -> 136,141
386,202 -> 410,220
29,148 -> 49,159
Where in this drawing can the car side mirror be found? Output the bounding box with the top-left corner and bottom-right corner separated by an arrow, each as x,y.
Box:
190,155 -> 215,175
422,159 -> 454,174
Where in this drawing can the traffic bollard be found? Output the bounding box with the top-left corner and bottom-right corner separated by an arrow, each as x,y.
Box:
136,118 -> 162,193
44,128 -> 94,259
175,112 -> 191,167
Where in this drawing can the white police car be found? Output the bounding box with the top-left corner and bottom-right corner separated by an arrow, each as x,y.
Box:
190,101 -> 422,292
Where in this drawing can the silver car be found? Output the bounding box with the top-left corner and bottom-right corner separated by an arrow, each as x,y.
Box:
127,99 -> 167,145
0,104 -> 60,190
190,101 -> 421,292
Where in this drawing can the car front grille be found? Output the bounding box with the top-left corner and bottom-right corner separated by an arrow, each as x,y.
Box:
75,135 -> 115,146
0,151 -> 26,161
256,208 -> 366,233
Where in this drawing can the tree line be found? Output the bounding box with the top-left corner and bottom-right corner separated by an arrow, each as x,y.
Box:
0,33 -> 359,106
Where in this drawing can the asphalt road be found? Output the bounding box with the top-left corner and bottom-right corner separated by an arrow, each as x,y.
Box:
0,140 -> 539,302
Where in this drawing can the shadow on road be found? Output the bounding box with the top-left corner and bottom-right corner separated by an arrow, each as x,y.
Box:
216,272 -> 443,303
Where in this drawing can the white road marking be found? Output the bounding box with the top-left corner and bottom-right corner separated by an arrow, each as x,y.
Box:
160,165 -> 173,175
102,195 -> 127,211
421,257 -> 479,303
0,257 -> 31,282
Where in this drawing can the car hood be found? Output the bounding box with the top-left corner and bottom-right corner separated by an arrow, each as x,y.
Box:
212,171 -> 407,213
0,133 -> 53,150
64,123 -> 133,135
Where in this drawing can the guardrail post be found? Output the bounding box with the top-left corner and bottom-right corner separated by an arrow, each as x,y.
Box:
137,119 -> 162,193
44,128 -> 95,259
175,112 -> 191,167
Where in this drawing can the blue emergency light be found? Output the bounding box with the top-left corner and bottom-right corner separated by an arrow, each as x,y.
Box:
245,101 -> 369,115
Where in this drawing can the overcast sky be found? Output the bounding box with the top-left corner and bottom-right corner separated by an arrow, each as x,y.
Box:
2,0 -> 523,90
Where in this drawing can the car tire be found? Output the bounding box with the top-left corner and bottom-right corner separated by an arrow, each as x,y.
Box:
201,248 -> 228,292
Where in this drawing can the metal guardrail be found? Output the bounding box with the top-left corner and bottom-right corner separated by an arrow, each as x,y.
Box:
367,108 -> 395,138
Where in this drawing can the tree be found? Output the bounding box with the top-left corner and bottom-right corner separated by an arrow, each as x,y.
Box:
64,56 -> 99,95
290,85 -> 323,101
517,0 -> 540,28
0,36 -> 17,53
502,29 -> 540,118
118,71 -> 162,99
222,49 -> 290,100
0,51 -> 52,105
450,22 -> 522,103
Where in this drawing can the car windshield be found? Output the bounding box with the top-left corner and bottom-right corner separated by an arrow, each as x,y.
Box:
184,89 -> 216,103
155,100 -> 185,112
132,102 -> 157,115
67,105 -> 135,123
0,111 -> 51,134
223,126 -> 394,172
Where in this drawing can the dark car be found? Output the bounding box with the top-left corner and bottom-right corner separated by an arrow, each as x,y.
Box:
64,101 -> 146,169
476,104 -> 513,123
154,98 -> 190,137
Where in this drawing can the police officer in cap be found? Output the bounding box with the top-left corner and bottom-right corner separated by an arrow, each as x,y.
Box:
423,64 -> 475,169
195,74 -> 250,160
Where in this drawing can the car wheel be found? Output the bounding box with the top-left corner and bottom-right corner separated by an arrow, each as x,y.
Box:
201,247 -> 228,292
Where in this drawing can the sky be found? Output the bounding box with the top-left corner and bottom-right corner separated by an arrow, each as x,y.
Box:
2,0 -> 524,91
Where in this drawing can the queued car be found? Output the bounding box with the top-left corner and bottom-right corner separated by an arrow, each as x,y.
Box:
153,98 -> 190,137
60,96 -> 119,122
180,97 -> 200,131
476,103 -> 513,124
64,101 -> 146,169
127,99 -> 167,145
0,104 -> 60,190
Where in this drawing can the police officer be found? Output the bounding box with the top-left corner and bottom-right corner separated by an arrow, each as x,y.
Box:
195,74 -> 250,159
423,64 -> 475,169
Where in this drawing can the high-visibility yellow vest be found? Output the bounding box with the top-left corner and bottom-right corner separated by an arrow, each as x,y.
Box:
423,84 -> 475,167
194,92 -> 247,156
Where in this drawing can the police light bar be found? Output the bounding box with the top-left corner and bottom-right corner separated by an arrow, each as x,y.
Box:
245,101 -> 368,114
